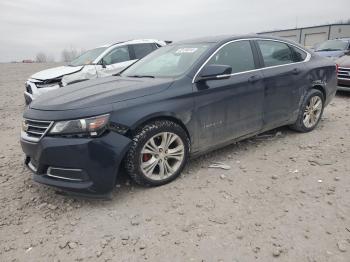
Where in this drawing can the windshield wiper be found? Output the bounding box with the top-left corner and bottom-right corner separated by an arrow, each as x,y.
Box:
127,75 -> 155,78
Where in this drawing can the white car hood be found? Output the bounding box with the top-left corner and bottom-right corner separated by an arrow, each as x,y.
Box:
31,65 -> 84,80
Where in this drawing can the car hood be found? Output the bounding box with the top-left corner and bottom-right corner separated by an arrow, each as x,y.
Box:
30,65 -> 84,80
30,76 -> 174,111
315,50 -> 345,59
335,55 -> 350,67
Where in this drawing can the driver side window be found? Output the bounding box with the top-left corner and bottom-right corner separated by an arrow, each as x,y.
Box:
208,41 -> 256,74
103,46 -> 130,65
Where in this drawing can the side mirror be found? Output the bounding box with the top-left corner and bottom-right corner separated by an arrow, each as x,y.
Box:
196,64 -> 232,82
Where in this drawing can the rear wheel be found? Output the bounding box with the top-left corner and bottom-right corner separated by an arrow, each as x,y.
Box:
125,120 -> 190,186
290,89 -> 324,132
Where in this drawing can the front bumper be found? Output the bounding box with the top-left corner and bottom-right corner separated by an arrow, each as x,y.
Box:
21,132 -> 132,194
337,79 -> 350,91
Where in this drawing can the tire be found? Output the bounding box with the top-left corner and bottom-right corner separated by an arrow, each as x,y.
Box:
125,120 -> 190,186
290,89 -> 325,132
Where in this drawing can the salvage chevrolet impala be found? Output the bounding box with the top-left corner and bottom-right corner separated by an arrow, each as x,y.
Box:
21,35 -> 337,195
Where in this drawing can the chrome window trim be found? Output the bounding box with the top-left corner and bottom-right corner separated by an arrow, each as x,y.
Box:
192,38 -> 311,84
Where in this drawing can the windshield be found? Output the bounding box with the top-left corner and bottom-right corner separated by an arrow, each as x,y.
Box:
69,47 -> 107,66
315,40 -> 348,52
121,43 -> 213,78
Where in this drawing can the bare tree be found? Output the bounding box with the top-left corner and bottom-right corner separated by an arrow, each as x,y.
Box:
61,47 -> 79,62
36,52 -> 47,63
46,54 -> 55,62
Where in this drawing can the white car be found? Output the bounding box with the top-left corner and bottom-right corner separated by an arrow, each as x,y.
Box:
24,39 -> 167,104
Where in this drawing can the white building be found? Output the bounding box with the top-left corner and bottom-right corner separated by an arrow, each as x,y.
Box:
259,23 -> 350,48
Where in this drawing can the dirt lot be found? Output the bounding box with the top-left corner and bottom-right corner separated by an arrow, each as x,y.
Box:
0,63 -> 349,262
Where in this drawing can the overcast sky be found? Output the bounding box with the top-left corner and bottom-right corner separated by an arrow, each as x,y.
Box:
0,0 -> 349,62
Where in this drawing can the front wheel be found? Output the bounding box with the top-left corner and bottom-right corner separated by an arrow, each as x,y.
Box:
125,120 -> 190,186
290,89 -> 324,132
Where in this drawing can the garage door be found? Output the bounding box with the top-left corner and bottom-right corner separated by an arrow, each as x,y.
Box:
304,33 -> 328,48
279,35 -> 298,43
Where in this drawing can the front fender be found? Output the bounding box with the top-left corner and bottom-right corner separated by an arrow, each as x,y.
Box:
130,111 -> 183,130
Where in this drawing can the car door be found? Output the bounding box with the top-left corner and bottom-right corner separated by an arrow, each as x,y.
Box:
193,40 -> 264,150
255,40 -> 307,129
96,45 -> 136,77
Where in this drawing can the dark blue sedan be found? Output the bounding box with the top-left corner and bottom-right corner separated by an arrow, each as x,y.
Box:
21,35 -> 337,196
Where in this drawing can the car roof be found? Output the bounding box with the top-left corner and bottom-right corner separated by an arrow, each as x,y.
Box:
94,39 -> 166,49
109,39 -> 166,47
175,34 -> 304,47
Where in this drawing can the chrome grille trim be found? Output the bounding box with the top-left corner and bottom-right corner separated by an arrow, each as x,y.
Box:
21,118 -> 53,143
47,167 -> 84,181
337,67 -> 350,80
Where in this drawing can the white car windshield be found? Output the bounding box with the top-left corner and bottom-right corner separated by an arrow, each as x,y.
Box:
121,43 -> 213,78
316,40 -> 348,51
69,47 -> 107,66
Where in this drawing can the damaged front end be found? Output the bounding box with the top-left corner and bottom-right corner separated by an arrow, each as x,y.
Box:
24,64 -> 87,104
24,77 -> 62,105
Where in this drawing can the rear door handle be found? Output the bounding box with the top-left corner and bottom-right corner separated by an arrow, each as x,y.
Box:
248,75 -> 261,83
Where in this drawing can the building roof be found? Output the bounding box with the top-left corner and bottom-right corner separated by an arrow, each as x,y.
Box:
176,34 -> 303,45
259,23 -> 350,34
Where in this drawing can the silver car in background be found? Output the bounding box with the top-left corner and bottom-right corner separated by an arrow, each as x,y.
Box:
24,39 -> 167,104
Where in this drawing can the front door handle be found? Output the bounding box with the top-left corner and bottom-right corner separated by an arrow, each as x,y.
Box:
292,68 -> 300,75
248,75 -> 261,83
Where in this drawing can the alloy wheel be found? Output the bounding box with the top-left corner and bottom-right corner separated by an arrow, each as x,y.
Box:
140,132 -> 185,180
303,96 -> 323,128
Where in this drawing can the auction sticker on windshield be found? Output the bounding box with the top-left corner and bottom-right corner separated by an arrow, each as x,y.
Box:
175,48 -> 198,54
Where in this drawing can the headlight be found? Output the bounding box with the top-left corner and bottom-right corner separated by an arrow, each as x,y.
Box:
36,83 -> 60,88
49,114 -> 110,137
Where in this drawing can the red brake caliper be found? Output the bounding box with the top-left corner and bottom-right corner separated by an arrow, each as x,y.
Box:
143,154 -> 151,162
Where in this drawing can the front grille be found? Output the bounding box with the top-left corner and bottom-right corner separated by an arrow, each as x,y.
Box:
22,119 -> 53,142
338,67 -> 350,80
33,78 -> 62,88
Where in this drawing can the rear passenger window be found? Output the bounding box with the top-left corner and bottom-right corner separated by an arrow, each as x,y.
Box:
133,44 -> 156,59
208,41 -> 256,74
290,46 -> 307,62
257,40 -> 294,67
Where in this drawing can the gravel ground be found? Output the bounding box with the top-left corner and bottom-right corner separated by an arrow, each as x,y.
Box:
0,63 -> 349,262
